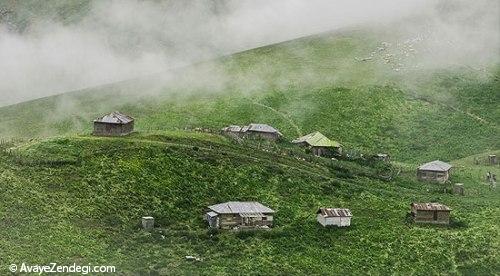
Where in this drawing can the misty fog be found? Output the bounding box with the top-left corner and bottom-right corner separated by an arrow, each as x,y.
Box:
0,0 -> 498,106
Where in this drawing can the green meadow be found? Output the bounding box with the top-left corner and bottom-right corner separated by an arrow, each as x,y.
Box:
0,9 -> 499,274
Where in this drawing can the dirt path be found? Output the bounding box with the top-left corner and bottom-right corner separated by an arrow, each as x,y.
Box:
250,101 -> 303,137
413,96 -> 499,130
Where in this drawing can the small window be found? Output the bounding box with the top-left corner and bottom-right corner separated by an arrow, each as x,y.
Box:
262,216 -> 267,221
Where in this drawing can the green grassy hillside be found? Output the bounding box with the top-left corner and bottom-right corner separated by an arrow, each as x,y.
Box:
0,132 -> 498,274
0,30 -> 498,164
0,8 -> 499,274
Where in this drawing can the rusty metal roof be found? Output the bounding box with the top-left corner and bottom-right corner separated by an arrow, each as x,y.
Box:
94,111 -> 134,124
317,208 -> 352,217
208,201 -> 275,214
418,160 -> 452,172
411,203 -> 452,211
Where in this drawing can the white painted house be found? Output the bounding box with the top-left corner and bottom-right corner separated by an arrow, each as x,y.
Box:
316,208 -> 352,227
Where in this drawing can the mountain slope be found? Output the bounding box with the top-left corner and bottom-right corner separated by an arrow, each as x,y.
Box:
0,29 -> 498,163
0,21 -> 499,275
0,132 -> 498,274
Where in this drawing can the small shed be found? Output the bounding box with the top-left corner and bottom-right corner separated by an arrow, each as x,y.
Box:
93,111 -> 134,136
316,208 -> 352,227
205,201 -> 275,230
411,203 -> 451,225
417,160 -> 452,183
141,216 -> 154,230
489,155 -> 497,165
221,123 -> 282,141
453,183 -> 464,195
292,132 -> 342,157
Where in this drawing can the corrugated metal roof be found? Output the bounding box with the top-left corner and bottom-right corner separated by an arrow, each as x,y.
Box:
208,202 -> 275,214
317,208 -> 352,217
206,211 -> 218,217
222,125 -> 242,132
222,123 -> 282,136
418,160 -> 452,172
411,203 -> 452,211
247,124 -> 283,135
94,111 -> 134,124
292,132 -> 341,147
239,212 -> 265,217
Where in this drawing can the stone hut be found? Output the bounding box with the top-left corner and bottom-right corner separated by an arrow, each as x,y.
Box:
411,203 -> 451,225
205,201 -> 275,230
221,123 -> 282,141
292,132 -> 342,157
316,208 -> 352,227
417,160 -> 452,183
93,111 -> 134,136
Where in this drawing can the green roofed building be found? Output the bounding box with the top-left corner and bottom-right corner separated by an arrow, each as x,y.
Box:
292,131 -> 342,157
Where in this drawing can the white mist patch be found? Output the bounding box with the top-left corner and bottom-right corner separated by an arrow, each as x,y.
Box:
0,0 -> 498,106
0,24 -> 167,104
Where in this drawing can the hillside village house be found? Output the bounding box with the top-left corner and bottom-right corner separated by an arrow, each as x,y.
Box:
417,160 -> 452,183
205,201 -> 275,230
222,123 -> 283,141
93,111 -> 134,136
411,203 -> 451,225
316,208 -> 352,227
292,132 -> 342,157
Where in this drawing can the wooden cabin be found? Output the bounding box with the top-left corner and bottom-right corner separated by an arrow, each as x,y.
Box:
316,208 -> 352,227
93,111 -> 134,136
205,201 -> 275,230
411,203 -> 451,225
417,160 -> 452,183
292,132 -> 342,157
221,125 -> 243,139
221,123 -> 282,141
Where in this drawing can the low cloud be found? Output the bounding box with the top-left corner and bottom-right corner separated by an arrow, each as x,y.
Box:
0,0 -> 498,106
